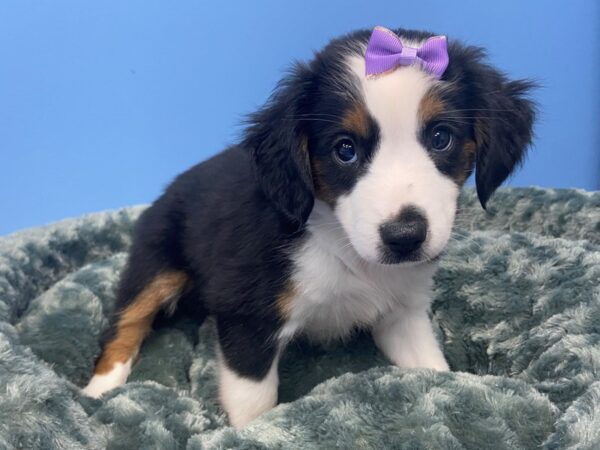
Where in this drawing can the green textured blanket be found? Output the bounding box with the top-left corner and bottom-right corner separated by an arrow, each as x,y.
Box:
1,188 -> 599,449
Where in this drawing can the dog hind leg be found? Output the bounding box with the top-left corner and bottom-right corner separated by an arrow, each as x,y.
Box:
83,270 -> 188,397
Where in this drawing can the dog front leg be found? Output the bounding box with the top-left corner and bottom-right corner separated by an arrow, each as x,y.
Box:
216,315 -> 280,428
372,306 -> 449,371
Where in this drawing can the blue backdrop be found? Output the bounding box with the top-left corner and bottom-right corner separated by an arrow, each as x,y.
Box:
1,1 -> 598,235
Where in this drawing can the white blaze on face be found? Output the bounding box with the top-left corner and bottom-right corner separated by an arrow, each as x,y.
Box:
335,53 -> 459,263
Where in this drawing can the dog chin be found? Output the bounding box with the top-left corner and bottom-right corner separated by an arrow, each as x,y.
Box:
349,241 -> 441,267
378,250 -> 441,267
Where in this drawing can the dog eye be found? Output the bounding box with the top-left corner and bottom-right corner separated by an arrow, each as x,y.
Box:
430,126 -> 454,152
333,138 -> 357,164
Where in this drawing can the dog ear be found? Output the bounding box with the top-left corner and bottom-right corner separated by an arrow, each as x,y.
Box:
244,63 -> 315,232
474,77 -> 536,208
475,75 -> 535,209
447,44 -> 537,208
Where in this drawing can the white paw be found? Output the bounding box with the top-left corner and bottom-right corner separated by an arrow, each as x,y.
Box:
82,359 -> 132,398
391,352 -> 450,372
373,308 -> 450,373
219,359 -> 279,428
425,356 -> 450,372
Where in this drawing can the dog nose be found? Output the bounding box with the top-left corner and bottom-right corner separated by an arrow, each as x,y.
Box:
380,206 -> 428,259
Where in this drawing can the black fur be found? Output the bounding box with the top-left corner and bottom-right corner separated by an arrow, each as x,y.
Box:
110,147 -> 299,379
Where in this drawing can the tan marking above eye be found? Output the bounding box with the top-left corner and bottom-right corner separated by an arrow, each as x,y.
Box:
341,103 -> 370,137
418,89 -> 446,125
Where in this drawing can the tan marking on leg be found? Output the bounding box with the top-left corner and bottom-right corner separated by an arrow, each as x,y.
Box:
418,89 -> 446,124
275,283 -> 297,319
94,271 -> 188,374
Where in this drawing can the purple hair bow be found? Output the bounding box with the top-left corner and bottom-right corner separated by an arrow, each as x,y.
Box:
365,26 -> 449,79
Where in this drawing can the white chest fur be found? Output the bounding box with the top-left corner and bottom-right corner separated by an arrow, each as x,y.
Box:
279,201 -> 437,343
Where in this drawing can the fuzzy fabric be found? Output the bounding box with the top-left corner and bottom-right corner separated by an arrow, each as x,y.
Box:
1,187 -> 599,449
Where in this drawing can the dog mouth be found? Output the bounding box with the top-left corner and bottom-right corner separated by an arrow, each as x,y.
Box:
377,245 -> 443,266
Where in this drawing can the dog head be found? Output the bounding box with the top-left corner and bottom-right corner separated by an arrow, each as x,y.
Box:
246,28 -> 535,265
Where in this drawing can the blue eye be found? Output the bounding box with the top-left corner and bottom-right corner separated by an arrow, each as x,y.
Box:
431,126 -> 453,151
333,138 -> 357,164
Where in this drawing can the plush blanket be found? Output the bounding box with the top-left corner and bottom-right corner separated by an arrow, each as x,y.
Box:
1,187 -> 599,450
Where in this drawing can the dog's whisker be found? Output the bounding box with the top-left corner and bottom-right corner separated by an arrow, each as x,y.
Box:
440,108 -> 519,113
287,113 -> 341,118
285,118 -> 342,124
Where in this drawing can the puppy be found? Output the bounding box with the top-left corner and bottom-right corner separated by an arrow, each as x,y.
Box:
83,26 -> 535,427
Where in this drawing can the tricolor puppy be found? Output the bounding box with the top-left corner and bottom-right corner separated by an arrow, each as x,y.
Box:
83,27 -> 535,427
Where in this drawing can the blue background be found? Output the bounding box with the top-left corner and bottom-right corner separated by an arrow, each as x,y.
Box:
1,1 -> 599,236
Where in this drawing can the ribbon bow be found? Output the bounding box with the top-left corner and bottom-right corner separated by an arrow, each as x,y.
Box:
365,26 -> 449,79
